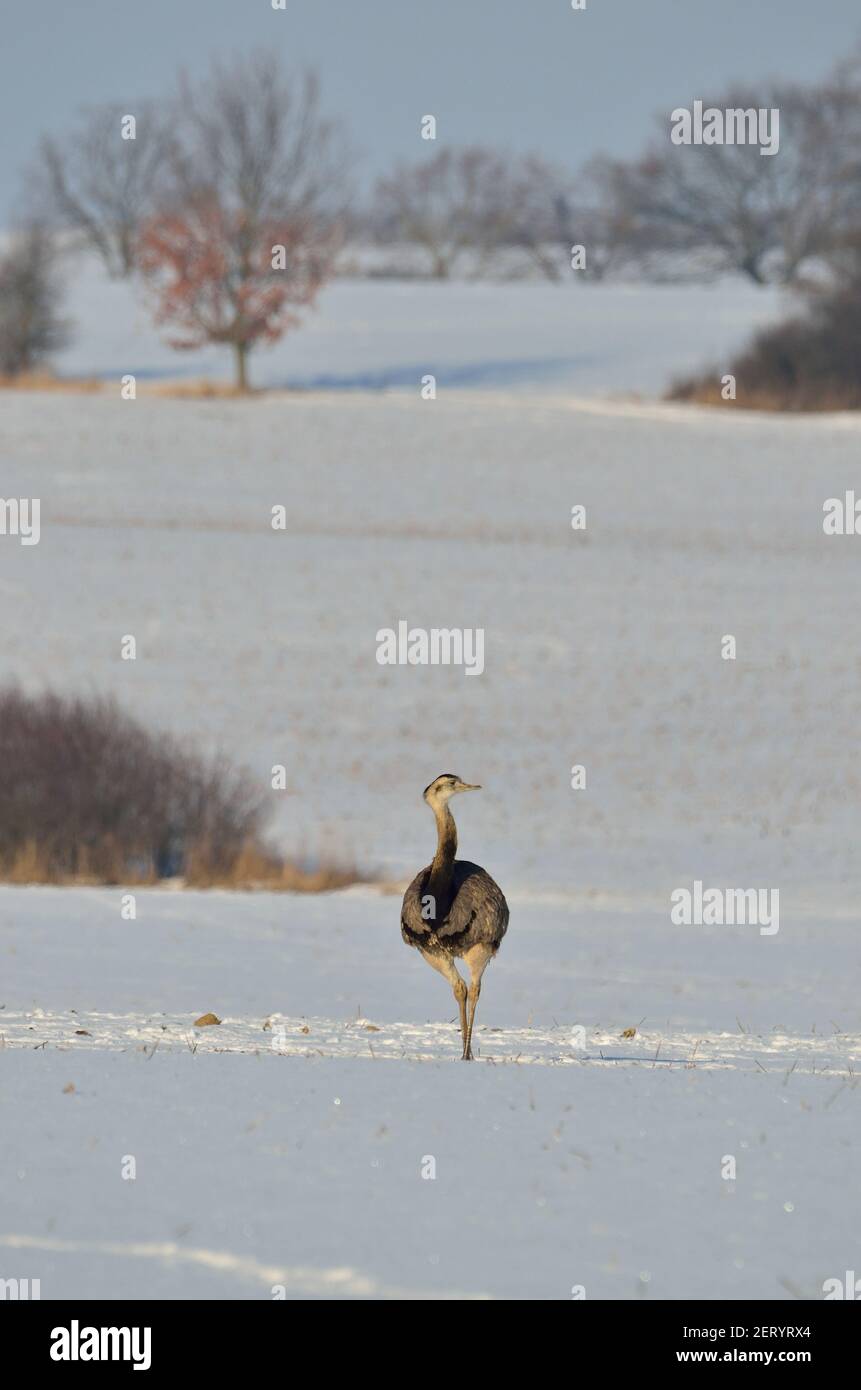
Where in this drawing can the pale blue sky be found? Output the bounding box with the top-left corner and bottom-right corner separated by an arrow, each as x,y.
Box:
2,0 -> 859,222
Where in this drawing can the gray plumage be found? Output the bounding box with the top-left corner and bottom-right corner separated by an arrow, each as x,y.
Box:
400,860 -> 509,953
401,773 -> 509,1060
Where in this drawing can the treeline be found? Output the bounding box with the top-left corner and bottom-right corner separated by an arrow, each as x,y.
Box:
2,48 -> 861,394
361,58 -> 861,289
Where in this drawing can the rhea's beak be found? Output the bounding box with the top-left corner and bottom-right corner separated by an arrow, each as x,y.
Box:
454,781 -> 481,792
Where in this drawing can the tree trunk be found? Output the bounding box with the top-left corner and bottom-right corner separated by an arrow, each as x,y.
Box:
740,256 -> 766,286
233,341 -> 249,392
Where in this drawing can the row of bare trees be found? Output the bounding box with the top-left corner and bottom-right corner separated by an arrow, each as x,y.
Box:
3,50 -> 861,387
370,61 -> 861,287
371,149 -> 581,282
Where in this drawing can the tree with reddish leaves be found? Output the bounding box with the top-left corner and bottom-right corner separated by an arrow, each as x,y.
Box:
139,196 -> 334,390
139,55 -> 348,390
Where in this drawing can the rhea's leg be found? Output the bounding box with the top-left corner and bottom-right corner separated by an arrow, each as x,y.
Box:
462,943 -> 494,1061
419,948 -> 468,1055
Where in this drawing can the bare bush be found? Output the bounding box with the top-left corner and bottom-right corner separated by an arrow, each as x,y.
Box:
0,226 -> 71,376
0,688 -> 267,882
669,274 -> 861,411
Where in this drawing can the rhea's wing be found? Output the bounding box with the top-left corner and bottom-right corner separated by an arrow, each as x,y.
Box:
442,861 -> 509,946
401,866 -> 435,937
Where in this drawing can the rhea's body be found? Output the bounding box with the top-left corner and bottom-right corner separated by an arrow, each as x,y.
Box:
400,774 -> 509,1059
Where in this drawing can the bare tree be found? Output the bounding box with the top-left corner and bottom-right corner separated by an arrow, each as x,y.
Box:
33,102 -> 171,276
375,147 -> 518,279
589,101 -> 776,284
502,155 -> 577,281
768,73 -> 861,284
587,76 -> 861,286
139,54 -> 348,389
0,226 -> 71,376
373,148 -> 632,283
503,154 -> 640,282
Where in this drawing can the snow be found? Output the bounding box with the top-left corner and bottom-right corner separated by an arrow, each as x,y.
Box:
1,884 -> 858,1300
52,252 -> 788,395
3,387 -> 861,906
1,279 -> 860,1300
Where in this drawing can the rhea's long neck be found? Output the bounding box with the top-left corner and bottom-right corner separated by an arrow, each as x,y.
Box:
427,802 -> 457,909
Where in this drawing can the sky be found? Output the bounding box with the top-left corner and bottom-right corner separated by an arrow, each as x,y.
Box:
2,0 -> 860,224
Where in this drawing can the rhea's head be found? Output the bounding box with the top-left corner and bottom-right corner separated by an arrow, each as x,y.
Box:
423,773 -> 481,809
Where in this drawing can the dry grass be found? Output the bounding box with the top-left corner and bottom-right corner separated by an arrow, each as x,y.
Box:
667,378 -> 861,412
0,687 -> 373,894
183,841 -> 369,892
144,378 -> 259,400
1,837 -> 368,893
1,840 -> 156,887
0,373 -> 279,400
0,371 -> 105,393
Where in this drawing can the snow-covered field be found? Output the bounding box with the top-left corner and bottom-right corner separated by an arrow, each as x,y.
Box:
4,386 -> 861,904
1,283 -> 860,1299
1,884 -> 858,1301
54,256 -> 787,396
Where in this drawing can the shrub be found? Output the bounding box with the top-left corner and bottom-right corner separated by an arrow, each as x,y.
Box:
0,227 -> 71,377
0,688 -> 267,883
669,277 -> 861,411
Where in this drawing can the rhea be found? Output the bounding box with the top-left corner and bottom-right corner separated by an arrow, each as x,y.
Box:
401,775 -> 509,1060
